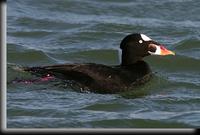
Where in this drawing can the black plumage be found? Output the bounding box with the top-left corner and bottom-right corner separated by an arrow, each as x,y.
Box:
24,33 -> 175,93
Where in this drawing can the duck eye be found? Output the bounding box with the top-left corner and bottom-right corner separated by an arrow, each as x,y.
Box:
139,40 -> 143,44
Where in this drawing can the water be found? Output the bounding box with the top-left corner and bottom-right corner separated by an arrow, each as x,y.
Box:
7,0 -> 200,128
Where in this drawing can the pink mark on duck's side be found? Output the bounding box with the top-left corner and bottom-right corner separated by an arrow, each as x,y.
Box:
24,80 -> 33,84
40,74 -> 54,81
11,74 -> 55,84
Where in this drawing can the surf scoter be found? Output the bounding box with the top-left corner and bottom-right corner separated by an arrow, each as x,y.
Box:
24,33 -> 175,94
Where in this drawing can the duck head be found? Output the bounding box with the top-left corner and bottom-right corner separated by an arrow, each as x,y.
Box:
120,33 -> 175,66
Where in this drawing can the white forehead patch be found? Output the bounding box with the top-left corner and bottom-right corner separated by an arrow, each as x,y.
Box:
140,34 -> 152,41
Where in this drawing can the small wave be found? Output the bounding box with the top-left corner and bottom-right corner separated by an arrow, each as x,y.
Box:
172,39 -> 200,59
146,54 -> 200,72
14,17 -> 86,31
167,73 -> 200,87
85,118 -> 190,128
174,39 -> 200,50
167,110 -> 200,127
12,8 -> 200,30
7,43 -> 57,66
8,31 -> 54,39
47,49 -> 119,65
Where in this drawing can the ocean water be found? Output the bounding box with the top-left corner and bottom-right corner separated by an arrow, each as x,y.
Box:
7,0 -> 200,128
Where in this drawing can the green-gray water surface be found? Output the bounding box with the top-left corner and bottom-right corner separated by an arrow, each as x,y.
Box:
7,0 -> 200,128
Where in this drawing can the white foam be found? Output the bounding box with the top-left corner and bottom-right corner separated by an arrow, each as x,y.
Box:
118,48 -> 122,64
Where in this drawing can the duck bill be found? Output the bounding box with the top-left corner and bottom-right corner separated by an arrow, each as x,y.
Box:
148,44 -> 175,56
159,45 -> 175,56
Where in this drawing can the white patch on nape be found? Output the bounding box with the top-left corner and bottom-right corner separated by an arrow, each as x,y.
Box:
140,34 -> 152,41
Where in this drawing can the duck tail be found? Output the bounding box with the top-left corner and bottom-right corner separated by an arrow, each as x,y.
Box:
9,63 -> 47,76
22,66 -> 47,75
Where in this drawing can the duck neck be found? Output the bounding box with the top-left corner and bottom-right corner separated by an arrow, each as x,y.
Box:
121,50 -> 143,66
